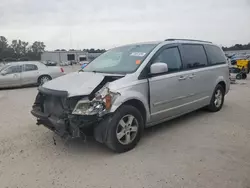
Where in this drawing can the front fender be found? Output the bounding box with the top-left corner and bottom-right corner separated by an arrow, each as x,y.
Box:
110,89 -> 150,122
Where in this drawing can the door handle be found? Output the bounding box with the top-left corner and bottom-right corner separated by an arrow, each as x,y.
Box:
178,75 -> 188,81
189,73 -> 196,79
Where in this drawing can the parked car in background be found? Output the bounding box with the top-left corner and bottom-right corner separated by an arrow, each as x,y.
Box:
59,61 -> 70,66
0,61 -> 65,88
41,60 -> 57,66
31,39 -> 230,153
79,60 -> 89,69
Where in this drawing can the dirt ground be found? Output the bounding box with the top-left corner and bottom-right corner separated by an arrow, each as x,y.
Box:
0,68 -> 250,188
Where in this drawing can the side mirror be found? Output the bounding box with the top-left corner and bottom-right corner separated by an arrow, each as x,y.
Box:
150,62 -> 168,75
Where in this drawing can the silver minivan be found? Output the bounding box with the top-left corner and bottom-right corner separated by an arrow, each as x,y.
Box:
31,39 -> 230,152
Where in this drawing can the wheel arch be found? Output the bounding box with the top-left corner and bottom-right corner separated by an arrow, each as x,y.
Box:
217,81 -> 226,92
37,74 -> 52,82
122,99 -> 147,125
214,76 -> 229,95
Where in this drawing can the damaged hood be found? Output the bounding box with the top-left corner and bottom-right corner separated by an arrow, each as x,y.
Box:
42,71 -> 105,97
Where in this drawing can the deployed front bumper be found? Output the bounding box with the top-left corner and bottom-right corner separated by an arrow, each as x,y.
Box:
31,87 -> 99,138
31,109 -> 70,137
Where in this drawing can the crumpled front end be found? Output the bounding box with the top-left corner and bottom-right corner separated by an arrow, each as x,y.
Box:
31,85 -> 120,139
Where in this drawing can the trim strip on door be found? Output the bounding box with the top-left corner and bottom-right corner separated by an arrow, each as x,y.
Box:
152,96 -> 209,116
153,93 -> 196,107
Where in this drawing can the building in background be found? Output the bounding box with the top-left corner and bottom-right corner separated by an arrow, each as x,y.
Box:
41,50 -> 102,63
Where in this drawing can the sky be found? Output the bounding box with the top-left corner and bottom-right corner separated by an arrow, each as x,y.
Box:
0,0 -> 250,50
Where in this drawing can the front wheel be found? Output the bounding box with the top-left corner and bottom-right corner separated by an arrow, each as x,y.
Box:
105,105 -> 144,153
207,84 -> 225,112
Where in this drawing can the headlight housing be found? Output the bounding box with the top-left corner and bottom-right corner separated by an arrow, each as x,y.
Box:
72,99 -> 105,115
72,87 -> 119,116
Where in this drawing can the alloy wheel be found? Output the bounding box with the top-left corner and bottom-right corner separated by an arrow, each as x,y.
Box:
116,114 -> 139,145
214,89 -> 222,108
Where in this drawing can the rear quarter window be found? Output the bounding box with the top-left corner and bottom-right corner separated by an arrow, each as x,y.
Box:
204,45 -> 227,65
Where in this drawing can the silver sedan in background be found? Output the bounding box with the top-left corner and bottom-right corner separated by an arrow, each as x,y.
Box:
0,61 -> 65,88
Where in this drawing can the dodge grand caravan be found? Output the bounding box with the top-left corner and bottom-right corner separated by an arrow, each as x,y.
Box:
31,39 -> 230,152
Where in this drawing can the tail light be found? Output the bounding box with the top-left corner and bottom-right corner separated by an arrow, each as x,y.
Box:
60,68 -> 64,73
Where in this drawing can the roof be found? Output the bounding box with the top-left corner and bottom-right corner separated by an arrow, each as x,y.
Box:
110,39 -> 213,49
164,38 -> 212,43
43,50 -> 87,53
5,61 -> 41,66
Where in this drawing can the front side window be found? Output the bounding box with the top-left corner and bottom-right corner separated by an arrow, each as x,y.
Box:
204,45 -> 227,65
152,47 -> 182,73
24,64 -> 38,71
83,44 -> 157,74
182,44 -> 208,69
5,65 -> 22,74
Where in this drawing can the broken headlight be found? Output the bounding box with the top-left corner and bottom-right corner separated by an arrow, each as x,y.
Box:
72,87 -> 119,116
72,99 -> 105,115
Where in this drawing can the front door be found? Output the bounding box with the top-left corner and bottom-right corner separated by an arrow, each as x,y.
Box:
148,46 -> 195,123
21,64 -> 39,85
0,65 -> 22,87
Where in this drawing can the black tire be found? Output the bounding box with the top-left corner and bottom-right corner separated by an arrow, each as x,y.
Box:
247,62 -> 250,74
236,74 -> 242,80
38,75 -> 51,85
207,84 -> 225,112
242,73 -> 247,80
105,105 -> 144,153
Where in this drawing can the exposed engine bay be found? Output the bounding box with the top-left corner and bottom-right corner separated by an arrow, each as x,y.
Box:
31,74 -> 123,139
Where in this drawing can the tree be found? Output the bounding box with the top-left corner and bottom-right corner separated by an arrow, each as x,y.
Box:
11,40 -> 22,58
31,41 -> 46,54
223,42 -> 250,51
0,48 -> 15,59
0,36 -> 8,52
10,39 -> 29,58
0,36 -> 46,61
21,41 -> 29,55
89,48 -> 95,53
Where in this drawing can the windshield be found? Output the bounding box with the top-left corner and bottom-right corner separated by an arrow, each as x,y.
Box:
0,65 -> 9,72
83,44 -> 157,74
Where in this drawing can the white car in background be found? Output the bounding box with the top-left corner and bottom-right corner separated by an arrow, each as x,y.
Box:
60,61 -> 71,66
0,61 -> 65,88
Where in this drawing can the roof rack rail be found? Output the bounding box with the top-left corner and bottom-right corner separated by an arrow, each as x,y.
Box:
165,38 -> 212,43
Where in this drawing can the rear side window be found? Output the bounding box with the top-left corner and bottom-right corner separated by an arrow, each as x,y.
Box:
181,44 -> 208,69
152,47 -> 182,73
24,64 -> 38,71
204,45 -> 226,65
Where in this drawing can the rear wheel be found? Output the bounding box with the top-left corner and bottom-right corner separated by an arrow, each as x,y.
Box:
38,75 -> 51,85
207,84 -> 225,112
242,73 -> 247,80
247,62 -> 250,74
105,105 -> 144,153
236,74 -> 242,80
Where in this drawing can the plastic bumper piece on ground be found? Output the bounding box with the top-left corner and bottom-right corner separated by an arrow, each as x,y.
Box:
31,109 -> 72,138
